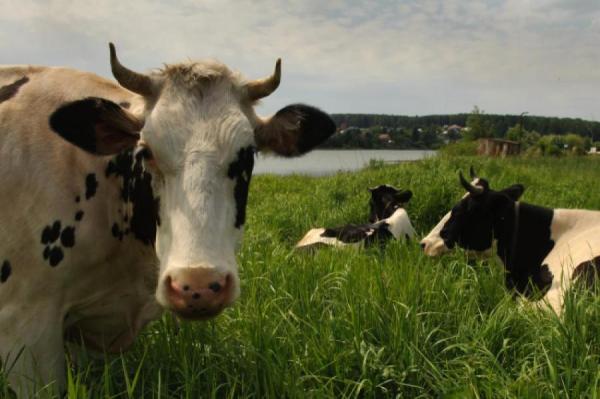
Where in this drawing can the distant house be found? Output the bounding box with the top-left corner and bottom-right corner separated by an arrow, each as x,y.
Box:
378,133 -> 393,144
477,138 -> 520,157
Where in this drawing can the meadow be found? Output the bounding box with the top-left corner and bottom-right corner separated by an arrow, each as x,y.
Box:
4,155 -> 600,398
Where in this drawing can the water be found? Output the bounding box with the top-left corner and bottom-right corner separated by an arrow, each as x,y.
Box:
254,149 -> 436,176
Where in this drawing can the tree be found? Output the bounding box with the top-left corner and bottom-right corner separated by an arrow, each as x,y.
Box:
464,106 -> 492,140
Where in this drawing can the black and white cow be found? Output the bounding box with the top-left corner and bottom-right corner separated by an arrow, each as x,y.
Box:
0,43 -> 335,396
296,185 -> 415,249
420,169 -> 600,314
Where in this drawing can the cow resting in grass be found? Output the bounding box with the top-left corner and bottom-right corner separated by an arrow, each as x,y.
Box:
0,43 -> 335,397
420,169 -> 600,315
296,185 -> 415,249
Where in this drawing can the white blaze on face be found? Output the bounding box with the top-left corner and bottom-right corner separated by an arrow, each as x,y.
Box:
141,77 -> 254,318
420,178 -> 481,256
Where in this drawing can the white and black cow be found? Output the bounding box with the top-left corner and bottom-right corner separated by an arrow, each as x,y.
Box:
420,169 -> 600,315
0,44 -> 335,396
296,185 -> 415,249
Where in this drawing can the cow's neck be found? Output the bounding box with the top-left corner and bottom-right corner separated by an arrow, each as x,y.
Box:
105,150 -> 160,246
494,201 -> 555,296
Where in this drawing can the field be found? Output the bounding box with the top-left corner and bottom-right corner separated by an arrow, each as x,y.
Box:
4,155 -> 600,398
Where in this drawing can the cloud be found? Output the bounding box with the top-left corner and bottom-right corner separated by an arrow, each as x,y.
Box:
0,0 -> 598,119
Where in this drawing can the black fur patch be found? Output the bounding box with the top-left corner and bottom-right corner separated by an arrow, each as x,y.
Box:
60,227 -> 76,247
227,146 -> 255,228
40,221 -> 76,266
257,104 -> 336,157
322,222 -> 394,247
105,150 -> 159,245
41,221 -> 61,244
499,203 -> 555,296
0,260 -> 11,283
75,196 -> 81,203
48,247 -> 64,267
75,211 -> 84,221
573,256 -> 600,288
85,173 -> 98,200
0,76 -> 29,104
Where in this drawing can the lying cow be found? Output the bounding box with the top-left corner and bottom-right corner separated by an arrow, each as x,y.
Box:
420,169 -> 600,315
296,185 -> 415,249
0,43 -> 335,396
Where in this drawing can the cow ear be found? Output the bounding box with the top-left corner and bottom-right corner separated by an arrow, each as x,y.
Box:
500,184 -> 525,201
395,190 -> 413,203
49,97 -> 143,155
254,104 -> 336,157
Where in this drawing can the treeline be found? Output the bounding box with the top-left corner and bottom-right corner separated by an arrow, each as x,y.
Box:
329,113 -> 600,141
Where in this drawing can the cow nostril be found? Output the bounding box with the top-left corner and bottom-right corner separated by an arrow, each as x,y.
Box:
209,282 -> 221,293
192,292 -> 200,300
183,285 -> 190,291
420,243 -> 426,250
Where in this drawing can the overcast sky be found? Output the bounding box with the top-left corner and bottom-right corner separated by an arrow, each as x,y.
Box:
1,0 -> 598,120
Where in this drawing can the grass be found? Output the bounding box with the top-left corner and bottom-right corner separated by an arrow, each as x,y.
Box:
4,155 -> 600,398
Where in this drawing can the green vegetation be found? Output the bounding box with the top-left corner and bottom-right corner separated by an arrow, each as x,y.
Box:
326,110 -> 600,151
5,156 -> 600,398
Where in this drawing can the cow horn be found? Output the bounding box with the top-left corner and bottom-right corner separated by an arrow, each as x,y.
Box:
469,166 -> 478,179
109,43 -> 154,97
246,59 -> 281,101
460,171 -> 484,195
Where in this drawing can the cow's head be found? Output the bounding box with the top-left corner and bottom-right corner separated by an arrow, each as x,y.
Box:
368,185 -> 412,222
420,168 -> 524,256
49,43 -> 335,320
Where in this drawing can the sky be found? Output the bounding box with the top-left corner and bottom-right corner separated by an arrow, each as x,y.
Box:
1,0 -> 599,120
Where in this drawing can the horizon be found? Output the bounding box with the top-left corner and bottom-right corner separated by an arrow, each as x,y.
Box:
1,0 -> 598,120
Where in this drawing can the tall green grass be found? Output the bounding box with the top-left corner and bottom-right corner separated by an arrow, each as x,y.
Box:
4,155 -> 600,398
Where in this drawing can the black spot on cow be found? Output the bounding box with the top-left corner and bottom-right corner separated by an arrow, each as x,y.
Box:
105,150 -> 159,245
85,173 -> 98,200
227,146 -> 255,228
60,227 -> 76,247
75,195 -> 81,203
322,222 -> 394,247
1,260 -> 11,283
0,76 -> 29,104
43,246 -> 50,260
573,256 -> 600,289
48,247 -> 64,267
41,220 -> 62,244
75,211 -> 84,221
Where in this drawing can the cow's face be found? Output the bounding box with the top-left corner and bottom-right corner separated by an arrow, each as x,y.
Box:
49,44 -> 335,320
368,185 -> 412,222
421,171 -> 524,257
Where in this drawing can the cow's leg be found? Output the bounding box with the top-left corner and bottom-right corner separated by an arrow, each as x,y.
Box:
1,312 -> 65,398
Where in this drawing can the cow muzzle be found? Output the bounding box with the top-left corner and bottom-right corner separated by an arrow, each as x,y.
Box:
420,238 -> 449,257
158,266 -> 238,320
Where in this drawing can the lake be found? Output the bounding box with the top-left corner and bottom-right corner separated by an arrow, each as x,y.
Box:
254,149 -> 436,175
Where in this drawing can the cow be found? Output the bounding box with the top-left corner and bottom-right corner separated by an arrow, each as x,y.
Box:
296,185 -> 415,249
420,169 -> 600,315
0,43 -> 336,397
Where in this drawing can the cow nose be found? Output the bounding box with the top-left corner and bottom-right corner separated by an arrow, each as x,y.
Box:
420,242 -> 427,251
164,268 -> 234,320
